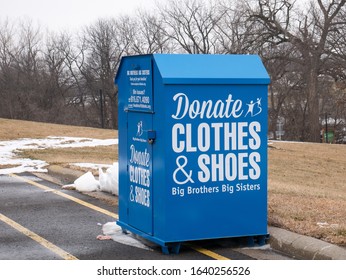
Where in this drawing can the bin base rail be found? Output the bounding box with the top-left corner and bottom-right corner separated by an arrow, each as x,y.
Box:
117,220 -> 269,255
247,234 -> 270,247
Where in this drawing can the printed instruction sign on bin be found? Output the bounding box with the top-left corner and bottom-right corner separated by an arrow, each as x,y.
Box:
126,68 -> 152,111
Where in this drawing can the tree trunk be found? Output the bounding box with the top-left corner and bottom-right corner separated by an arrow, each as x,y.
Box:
306,70 -> 321,143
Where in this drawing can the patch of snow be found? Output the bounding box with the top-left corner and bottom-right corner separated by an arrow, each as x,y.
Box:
1,136 -> 119,195
317,222 -> 339,229
240,244 -> 271,250
71,163 -> 112,170
0,158 -> 48,174
0,136 -> 117,175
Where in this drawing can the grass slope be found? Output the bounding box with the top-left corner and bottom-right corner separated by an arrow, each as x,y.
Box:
268,141 -> 346,245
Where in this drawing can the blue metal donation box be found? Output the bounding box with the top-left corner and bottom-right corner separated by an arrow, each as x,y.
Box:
114,54 -> 270,254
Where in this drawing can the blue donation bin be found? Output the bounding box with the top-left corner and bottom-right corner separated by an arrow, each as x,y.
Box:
114,54 -> 270,254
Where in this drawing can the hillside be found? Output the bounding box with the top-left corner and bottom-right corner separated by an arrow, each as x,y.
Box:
0,118 -> 345,245
268,141 -> 346,245
0,118 -> 117,140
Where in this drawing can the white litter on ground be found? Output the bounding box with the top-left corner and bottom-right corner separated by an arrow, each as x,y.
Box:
71,162 -> 119,195
99,162 -> 118,195
74,171 -> 100,192
99,222 -> 152,251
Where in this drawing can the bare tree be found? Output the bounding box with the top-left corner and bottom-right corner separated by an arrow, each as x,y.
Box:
0,19 -> 17,118
131,10 -> 173,54
4,19 -> 44,121
158,0 -> 224,54
248,0 -> 346,142
39,31 -> 76,123
264,43 -> 305,140
69,17 -> 135,128
215,0 -> 265,54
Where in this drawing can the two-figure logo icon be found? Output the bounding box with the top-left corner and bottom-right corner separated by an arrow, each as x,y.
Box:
245,98 -> 262,117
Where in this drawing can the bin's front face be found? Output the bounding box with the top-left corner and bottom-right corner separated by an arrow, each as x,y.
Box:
160,83 -> 268,241
117,54 -> 269,246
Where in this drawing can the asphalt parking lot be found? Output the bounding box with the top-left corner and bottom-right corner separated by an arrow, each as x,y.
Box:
0,173 -> 292,260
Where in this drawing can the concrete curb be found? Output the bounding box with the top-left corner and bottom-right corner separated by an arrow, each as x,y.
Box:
269,226 -> 346,260
47,165 -> 85,185
44,165 -> 346,260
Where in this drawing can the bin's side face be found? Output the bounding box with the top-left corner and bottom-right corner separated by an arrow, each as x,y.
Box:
158,83 -> 268,242
116,55 -> 154,235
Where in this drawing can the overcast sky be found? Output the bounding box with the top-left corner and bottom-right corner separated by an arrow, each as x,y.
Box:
0,0 -> 161,32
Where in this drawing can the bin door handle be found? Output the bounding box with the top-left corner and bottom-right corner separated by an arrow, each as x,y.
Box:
147,130 -> 156,144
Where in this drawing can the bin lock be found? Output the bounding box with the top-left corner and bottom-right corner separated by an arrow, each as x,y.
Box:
146,130 -> 156,144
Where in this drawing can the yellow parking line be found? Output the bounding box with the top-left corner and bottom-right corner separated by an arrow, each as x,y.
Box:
10,173 -> 230,260
187,244 -> 231,260
0,212 -> 78,260
9,173 -> 118,219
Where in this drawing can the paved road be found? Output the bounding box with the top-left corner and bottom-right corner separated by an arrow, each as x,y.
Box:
0,173 -> 291,260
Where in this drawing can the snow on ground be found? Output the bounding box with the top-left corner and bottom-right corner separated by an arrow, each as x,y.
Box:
0,136 -> 118,174
71,162 -> 113,170
0,136 -> 119,195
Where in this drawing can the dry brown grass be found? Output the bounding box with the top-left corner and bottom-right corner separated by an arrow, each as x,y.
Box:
0,118 -> 117,140
19,146 -> 118,166
268,141 -> 346,245
1,118 -> 345,245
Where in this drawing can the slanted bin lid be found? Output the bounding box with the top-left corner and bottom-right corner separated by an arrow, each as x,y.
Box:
152,54 -> 270,85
